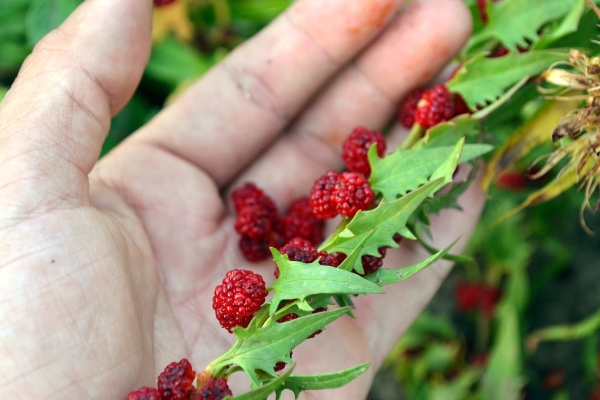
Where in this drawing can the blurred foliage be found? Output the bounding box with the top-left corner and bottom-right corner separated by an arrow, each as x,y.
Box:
3,0 -> 600,398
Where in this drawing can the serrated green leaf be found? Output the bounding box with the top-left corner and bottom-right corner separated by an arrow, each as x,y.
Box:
25,0 -> 80,46
447,50 -> 567,108
533,0 -> 586,49
415,115 -> 480,149
211,308 -> 350,385
274,363 -> 370,400
228,367 -> 293,400
335,227 -> 377,274
369,143 -> 492,201
467,0 -> 578,52
364,244 -> 450,286
320,181 -> 441,259
429,138 -> 465,188
268,249 -> 383,315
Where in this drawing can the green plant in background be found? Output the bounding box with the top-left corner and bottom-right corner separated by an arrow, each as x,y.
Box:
4,0 -> 600,398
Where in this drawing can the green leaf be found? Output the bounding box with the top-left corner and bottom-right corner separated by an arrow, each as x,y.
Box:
145,37 -> 213,88
0,86 -> 7,102
369,143 -> 492,201
211,308 -> 351,385
429,369 -> 481,400
467,0 -> 578,52
526,308 -> 600,352
415,115 -> 480,149
268,249 -> 383,315
364,245 -> 450,286
533,0 -> 586,49
275,363 -> 370,400
481,304 -> 525,400
335,228 -> 377,274
228,367 -> 293,400
25,0 -> 81,46
447,50 -> 568,108
320,180 -> 441,258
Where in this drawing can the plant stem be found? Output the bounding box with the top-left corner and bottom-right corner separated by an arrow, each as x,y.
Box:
401,124 -> 424,149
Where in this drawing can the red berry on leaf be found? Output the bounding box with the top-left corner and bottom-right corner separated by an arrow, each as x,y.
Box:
341,126 -> 386,176
213,269 -> 268,333
415,84 -> 456,129
157,359 -> 196,400
197,377 -> 232,400
126,387 -> 161,400
331,172 -> 374,218
275,237 -> 318,278
398,89 -> 425,128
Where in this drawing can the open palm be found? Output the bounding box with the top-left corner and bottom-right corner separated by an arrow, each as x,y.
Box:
0,0 -> 481,398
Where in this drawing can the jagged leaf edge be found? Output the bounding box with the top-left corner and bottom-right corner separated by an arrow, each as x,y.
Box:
227,367 -> 294,400
274,363 -> 371,400
211,308 -> 351,385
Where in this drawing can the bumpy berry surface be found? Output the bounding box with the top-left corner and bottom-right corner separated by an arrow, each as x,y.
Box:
197,377 -> 232,400
331,172 -> 374,218
415,84 -> 455,129
275,238 -> 318,278
232,183 -> 265,212
126,387 -> 161,400
318,251 -> 341,267
235,205 -> 273,239
398,89 -> 425,128
453,93 -> 471,116
157,359 -> 196,400
359,247 -> 387,275
213,269 -> 268,332
238,236 -> 270,262
278,198 -> 324,245
342,126 -> 387,176
309,171 -> 339,219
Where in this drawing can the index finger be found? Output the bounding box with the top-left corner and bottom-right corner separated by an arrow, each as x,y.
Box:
127,0 -> 404,186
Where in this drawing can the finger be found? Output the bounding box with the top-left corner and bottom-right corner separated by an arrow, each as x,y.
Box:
229,0 -> 472,208
0,0 -> 152,209
128,0 -> 404,186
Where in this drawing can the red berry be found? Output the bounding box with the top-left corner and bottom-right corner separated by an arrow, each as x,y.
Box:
342,126 -> 386,176
496,170 -> 527,191
318,251 -> 341,267
331,172 -> 374,218
197,377 -> 232,400
126,387 -> 161,400
453,93 -> 471,116
238,236 -> 270,262
154,0 -> 176,7
398,89 -> 425,128
455,282 -> 501,318
309,171 -> 339,219
157,359 -> 196,400
235,205 -> 273,239
274,350 -> 293,372
275,238 -> 318,278
232,183 -> 265,212
278,198 -> 324,245
213,269 -> 268,332
415,84 -> 456,129
358,247 -> 387,275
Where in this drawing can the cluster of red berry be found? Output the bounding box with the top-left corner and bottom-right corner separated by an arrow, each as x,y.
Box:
126,359 -> 232,400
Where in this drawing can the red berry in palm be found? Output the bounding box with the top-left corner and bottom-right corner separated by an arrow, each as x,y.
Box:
276,237 -> 318,278
213,269 -> 268,332
309,171 -> 339,219
342,126 -> 386,176
235,205 -> 273,239
398,89 -> 425,128
232,183 -> 264,212
238,236 -> 270,262
197,377 -> 232,400
415,84 -> 456,128
331,172 -> 374,218
126,387 -> 161,400
278,198 -> 324,245
157,359 -> 196,400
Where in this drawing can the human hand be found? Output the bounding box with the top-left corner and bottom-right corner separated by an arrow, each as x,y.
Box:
0,0 -> 480,398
